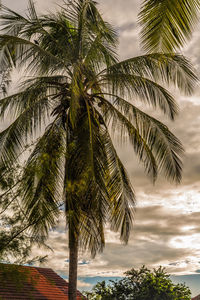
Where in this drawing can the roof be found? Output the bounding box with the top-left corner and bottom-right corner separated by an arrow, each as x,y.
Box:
192,295 -> 200,300
0,263 -> 85,299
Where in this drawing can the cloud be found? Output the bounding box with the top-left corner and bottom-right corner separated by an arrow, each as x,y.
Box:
77,279 -> 92,288
2,0 -> 62,13
30,205 -> 200,280
98,0 -> 140,25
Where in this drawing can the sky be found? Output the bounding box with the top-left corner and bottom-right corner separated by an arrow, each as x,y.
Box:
2,0 -> 200,297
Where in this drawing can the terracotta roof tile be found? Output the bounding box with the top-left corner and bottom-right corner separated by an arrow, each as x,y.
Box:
192,296 -> 200,300
0,264 -> 86,299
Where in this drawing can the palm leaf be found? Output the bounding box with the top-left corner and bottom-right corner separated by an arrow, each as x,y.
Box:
84,33 -> 118,72
0,4 -> 31,36
103,129 -> 135,244
114,96 -> 184,182
0,35 -> 67,73
0,96 -> 50,168
102,73 -> 178,120
139,0 -> 200,52
21,121 -> 66,236
105,53 -> 197,95
96,96 -> 158,180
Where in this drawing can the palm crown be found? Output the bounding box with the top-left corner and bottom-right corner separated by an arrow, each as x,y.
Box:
0,0 -> 197,297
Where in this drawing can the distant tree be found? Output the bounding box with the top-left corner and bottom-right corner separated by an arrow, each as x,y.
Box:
85,266 -> 191,300
0,150 -> 49,264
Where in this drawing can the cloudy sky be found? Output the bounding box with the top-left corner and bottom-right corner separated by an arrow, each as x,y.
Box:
2,0 -> 200,297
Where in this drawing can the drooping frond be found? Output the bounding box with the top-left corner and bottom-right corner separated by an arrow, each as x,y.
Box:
113,96 -> 184,183
0,78 -> 55,119
101,73 -> 178,120
96,126 -> 136,244
0,35 -> 67,74
79,212 -> 105,257
111,157 -> 135,244
105,53 -> 197,95
139,0 -> 200,52
0,95 -> 51,168
97,96 -> 158,180
0,4 -> 31,36
21,121 -> 66,237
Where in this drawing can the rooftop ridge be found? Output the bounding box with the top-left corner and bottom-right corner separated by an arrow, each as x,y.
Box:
0,263 -> 85,299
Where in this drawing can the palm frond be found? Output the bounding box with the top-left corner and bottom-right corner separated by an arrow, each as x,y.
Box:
62,0 -> 117,44
0,96 -> 50,168
0,35 -> 67,73
0,4 -> 31,36
84,34 -> 118,72
96,96 -> 158,180
78,184 -> 107,257
113,96 -> 184,183
103,129 -> 135,244
27,0 -> 38,21
0,79 -> 54,119
105,53 -> 197,95
102,73 -> 178,120
21,121 -> 66,236
139,0 -> 200,52
0,75 -> 65,121
79,215 -> 105,257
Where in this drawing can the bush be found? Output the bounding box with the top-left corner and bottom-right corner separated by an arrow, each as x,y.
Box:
85,266 -> 191,300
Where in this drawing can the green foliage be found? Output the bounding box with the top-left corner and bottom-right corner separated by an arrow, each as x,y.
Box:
85,266 -> 191,300
0,157 -> 50,264
139,0 -> 200,52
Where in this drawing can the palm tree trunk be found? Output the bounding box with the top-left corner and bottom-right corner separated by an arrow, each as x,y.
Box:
68,231 -> 79,300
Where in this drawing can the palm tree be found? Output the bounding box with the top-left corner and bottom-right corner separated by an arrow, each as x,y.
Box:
0,1 -> 197,299
139,0 -> 200,52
